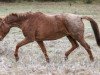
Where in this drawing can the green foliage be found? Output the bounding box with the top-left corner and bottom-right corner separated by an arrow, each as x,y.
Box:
0,0 -> 75,2
0,0 -> 93,3
0,0 -> 15,2
34,0 -> 76,2
0,0 -> 33,2
84,0 -> 93,4
24,0 -> 33,2
34,0 -> 66,2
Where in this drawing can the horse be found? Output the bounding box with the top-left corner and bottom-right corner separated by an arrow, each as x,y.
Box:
0,12 -> 100,62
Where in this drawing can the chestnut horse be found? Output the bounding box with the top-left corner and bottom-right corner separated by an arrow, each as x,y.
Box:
0,12 -> 100,62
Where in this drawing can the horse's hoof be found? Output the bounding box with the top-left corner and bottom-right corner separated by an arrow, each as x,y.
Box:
65,57 -> 68,61
90,57 -> 94,62
14,54 -> 19,62
46,59 -> 50,63
15,57 -> 19,62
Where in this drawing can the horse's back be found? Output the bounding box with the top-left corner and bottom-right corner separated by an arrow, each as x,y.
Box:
34,13 -> 67,40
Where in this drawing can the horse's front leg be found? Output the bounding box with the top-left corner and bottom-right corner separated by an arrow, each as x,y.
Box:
37,41 -> 49,63
14,38 -> 32,61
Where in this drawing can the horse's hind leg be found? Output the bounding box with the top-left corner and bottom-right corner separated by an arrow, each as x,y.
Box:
65,36 -> 79,60
77,36 -> 94,61
37,41 -> 49,63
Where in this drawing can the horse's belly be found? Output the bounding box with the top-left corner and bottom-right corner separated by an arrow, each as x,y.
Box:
35,33 -> 65,41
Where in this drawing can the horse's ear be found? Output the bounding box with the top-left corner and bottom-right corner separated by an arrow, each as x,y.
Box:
7,13 -> 18,22
11,13 -> 18,17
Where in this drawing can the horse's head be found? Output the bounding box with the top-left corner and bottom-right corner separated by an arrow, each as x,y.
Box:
0,17 -> 11,41
0,13 -> 28,41
0,13 -> 20,41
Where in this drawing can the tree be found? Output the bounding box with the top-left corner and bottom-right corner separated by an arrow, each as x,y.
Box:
0,0 -> 15,2
84,0 -> 93,4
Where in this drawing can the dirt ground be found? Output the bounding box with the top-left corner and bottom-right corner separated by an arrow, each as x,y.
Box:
0,2 -> 100,75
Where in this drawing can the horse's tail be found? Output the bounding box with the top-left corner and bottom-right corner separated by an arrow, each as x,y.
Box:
82,16 -> 100,46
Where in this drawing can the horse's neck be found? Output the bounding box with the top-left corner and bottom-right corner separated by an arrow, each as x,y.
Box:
15,14 -> 34,28
10,13 -> 39,28
11,15 -> 28,28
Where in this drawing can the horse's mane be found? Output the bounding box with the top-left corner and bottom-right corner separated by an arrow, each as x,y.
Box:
5,12 -> 31,21
4,12 -> 43,22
